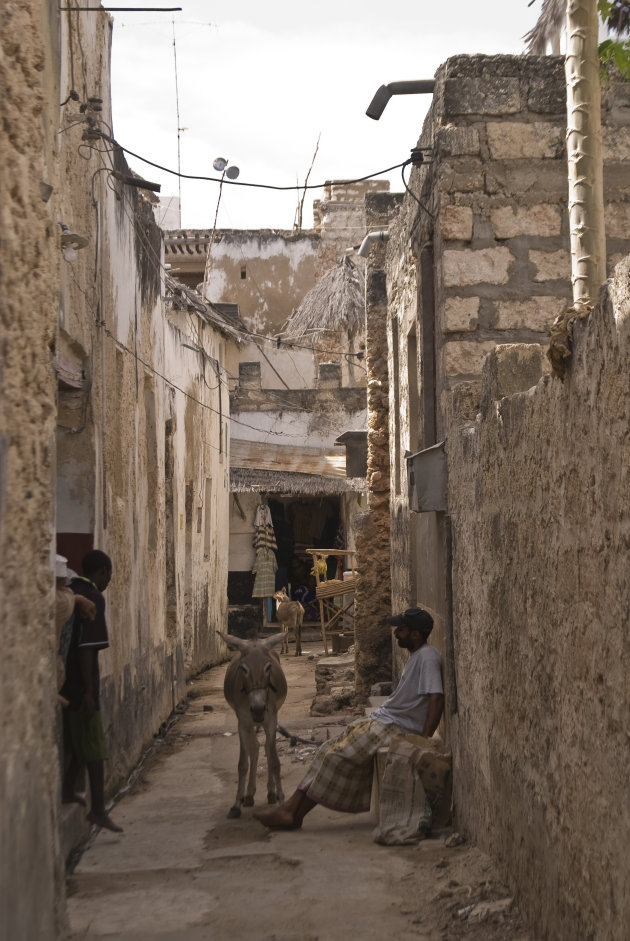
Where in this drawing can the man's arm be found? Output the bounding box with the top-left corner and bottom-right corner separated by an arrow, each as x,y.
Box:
421,693 -> 444,738
74,594 -> 96,620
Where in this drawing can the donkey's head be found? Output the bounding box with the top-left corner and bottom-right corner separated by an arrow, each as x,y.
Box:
218,632 -> 284,723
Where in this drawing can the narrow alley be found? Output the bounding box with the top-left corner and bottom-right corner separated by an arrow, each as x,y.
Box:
66,635 -> 532,941
5,5 -> 630,940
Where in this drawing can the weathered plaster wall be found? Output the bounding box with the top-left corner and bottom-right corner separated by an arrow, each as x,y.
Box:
52,7 -> 233,805
447,260 -> 630,941
238,336 -> 316,388
204,232 -> 320,335
1,1 -> 67,937
165,181 -> 388,393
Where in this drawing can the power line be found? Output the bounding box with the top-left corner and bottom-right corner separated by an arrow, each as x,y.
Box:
75,135 -> 370,408
94,130 -> 410,191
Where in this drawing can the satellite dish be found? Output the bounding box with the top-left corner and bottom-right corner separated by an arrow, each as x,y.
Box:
225,165 -> 240,180
213,157 -> 227,172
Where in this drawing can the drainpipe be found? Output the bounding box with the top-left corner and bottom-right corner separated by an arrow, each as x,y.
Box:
366,80 -> 435,120
357,231 -> 388,258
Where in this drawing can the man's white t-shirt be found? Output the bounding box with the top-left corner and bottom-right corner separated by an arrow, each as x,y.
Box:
370,643 -> 443,734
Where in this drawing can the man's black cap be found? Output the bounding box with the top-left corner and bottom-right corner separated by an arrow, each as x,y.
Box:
386,607 -> 434,635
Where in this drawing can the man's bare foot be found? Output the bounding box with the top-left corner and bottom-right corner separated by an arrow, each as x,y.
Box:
253,806 -> 301,830
62,792 -> 87,806
87,811 -> 123,832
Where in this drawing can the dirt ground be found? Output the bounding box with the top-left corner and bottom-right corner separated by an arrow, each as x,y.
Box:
66,638 -> 536,941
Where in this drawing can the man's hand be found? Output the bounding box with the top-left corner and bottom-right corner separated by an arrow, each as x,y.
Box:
75,595 -> 96,620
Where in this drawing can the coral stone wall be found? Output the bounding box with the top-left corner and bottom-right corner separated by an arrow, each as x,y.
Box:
448,260 -> 630,940
384,53 -> 630,936
386,53 -> 630,677
354,194 -> 403,697
1,1 -> 66,936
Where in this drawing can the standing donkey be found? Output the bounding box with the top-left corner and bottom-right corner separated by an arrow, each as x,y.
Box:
218,631 -> 287,819
272,588 -> 304,656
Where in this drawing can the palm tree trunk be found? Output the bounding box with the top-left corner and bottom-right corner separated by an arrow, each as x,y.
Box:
565,0 -> 606,305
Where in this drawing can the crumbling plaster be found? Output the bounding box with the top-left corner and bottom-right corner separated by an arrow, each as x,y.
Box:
447,260 -> 630,941
2,3 -> 235,905
204,232 -> 320,336
382,52 -> 630,940
1,1 -> 66,937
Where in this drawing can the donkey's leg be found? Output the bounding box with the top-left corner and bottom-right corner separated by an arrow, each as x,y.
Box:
282,625 -> 289,656
242,723 -> 259,807
295,613 -> 302,657
228,724 -> 251,818
263,714 -> 283,804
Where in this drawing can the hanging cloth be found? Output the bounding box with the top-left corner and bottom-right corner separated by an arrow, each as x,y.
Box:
254,503 -> 273,528
253,524 -> 277,553
252,547 -> 278,598
251,508 -> 278,598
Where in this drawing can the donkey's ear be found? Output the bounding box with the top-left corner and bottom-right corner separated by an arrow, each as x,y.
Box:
217,630 -> 248,651
263,633 -> 286,650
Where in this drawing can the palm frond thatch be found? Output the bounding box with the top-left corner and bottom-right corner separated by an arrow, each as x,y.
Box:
524,0 -> 565,55
283,255 -> 364,339
230,467 -> 366,495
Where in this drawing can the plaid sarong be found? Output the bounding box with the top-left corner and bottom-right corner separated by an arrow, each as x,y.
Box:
298,718 -> 395,813
63,709 -> 108,762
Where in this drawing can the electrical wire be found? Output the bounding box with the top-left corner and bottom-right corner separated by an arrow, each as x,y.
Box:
74,125 -> 374,399
85,158 -> 292,435
93,130 -> 409,192
401,161 -> 435,219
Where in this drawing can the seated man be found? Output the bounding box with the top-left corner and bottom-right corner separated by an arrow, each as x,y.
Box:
292,576 -> 318,620
254,607 -> 443,830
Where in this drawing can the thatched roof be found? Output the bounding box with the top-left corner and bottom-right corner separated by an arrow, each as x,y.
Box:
230,467 -> 366,496
283,255 -> 364,339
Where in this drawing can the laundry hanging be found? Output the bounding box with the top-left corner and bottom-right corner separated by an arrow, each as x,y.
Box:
254,503 -> 273,528
251,504 -> 278,598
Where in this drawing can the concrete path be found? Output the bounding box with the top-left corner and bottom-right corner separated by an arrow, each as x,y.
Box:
66,640 -> 533,941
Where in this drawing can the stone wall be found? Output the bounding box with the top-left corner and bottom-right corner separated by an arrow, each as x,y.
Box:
447,259 -> 630,940
52,7 -> 235,802
386,54 -> 630,680
1,5 -> 234,908
1,1 -> 67,937
383,52 -> 630,940
354,194 -> 403,697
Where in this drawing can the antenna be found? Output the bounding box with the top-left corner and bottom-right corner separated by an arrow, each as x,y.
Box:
172,17 -> 182,223
202,159 -> 240,298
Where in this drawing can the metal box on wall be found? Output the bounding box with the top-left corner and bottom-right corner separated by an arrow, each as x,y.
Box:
406,440 -> 447,512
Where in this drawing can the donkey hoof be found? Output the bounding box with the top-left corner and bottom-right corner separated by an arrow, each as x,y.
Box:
267,792 -> 279,804
242,795 -> 254,807
227,805 -> 242,819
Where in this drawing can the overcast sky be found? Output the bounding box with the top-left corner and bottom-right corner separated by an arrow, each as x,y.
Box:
110,1 -> 543,231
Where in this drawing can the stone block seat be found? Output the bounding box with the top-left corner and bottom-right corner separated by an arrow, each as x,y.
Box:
368,696 -> 453,836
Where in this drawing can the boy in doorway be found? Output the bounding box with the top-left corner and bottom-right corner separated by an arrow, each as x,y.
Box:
60,549 -> 122,832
